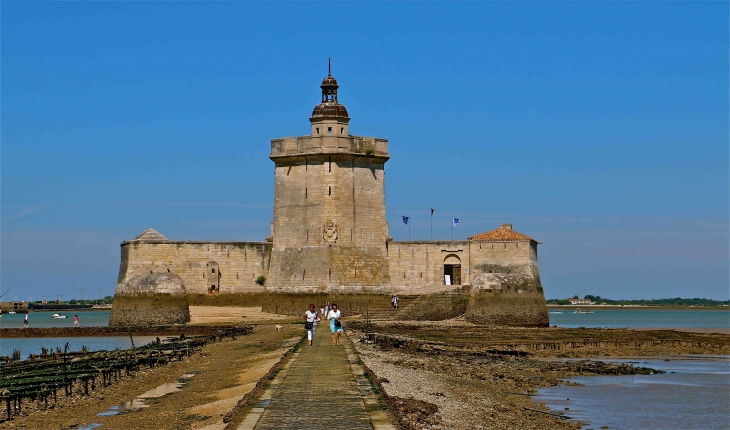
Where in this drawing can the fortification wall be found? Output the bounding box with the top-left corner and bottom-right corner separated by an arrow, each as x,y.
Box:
117,241 -> 271,295
387,241 -> 470,288
271,155 -> 388,248
266,245 -> 391,291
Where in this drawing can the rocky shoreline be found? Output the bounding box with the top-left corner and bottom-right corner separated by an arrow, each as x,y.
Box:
349,322 -> 730,429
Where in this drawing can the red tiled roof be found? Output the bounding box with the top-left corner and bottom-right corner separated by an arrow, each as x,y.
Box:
468,224 -> 536,242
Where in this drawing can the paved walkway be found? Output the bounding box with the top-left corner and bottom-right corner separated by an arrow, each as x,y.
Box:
237,324 -> 395,430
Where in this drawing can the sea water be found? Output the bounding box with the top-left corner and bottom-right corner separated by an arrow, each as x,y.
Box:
0,311 -> 110,328
536,356 -> 730,429
0,311 -> 152,359
548,308 -> 730,330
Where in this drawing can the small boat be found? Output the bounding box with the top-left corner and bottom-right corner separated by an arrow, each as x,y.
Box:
8,311 -> 16,315
50,313 -> 68,319
574,310 -> 594,314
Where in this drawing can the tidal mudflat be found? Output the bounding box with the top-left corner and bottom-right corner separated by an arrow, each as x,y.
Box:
349,320 -> 730,429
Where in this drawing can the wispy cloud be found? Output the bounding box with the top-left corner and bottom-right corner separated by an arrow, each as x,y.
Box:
95,201 -> 271,209
1,207 -> 44,223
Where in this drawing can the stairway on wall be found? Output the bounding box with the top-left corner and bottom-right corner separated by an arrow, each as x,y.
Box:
359,296 -> 419,322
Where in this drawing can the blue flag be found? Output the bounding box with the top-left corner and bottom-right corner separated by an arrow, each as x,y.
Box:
402,216 -> 409,225
452,217 -> 460,226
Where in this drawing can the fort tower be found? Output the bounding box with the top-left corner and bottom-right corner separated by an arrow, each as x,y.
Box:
266,65 -> 392,291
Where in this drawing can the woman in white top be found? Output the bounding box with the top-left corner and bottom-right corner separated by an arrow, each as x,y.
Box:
304,304 -> 319,346
326,303 -> 343,345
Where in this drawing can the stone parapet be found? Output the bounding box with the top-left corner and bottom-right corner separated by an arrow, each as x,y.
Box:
270,135 -> 389,159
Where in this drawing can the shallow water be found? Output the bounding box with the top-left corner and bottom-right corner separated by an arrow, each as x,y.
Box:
98,374 -> 195,416
0,336 -> 158,360
549,308 -> 730,329
536,356 -> 730,429
0,311 -> 110,328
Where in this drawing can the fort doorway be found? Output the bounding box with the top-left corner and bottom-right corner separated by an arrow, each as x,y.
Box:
444,265 -> 462,285
443,254 -> 462,285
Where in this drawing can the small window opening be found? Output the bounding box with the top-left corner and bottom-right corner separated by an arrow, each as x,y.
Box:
316,127 -> 319,134
212,269 -> 215,273
340,127 -> 344,134
327,127 -> 332,134
305,188 -> 308,199
328,186 -> 331,196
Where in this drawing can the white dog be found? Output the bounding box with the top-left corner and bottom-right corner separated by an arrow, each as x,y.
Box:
275,325 -> 283,332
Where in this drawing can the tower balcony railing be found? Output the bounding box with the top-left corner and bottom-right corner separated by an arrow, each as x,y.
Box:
270,135 -> 389,158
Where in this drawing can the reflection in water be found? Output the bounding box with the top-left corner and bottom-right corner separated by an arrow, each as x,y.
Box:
97,374 -> 195,416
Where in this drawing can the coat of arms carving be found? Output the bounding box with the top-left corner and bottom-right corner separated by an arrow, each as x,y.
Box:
323,220 -> 338,244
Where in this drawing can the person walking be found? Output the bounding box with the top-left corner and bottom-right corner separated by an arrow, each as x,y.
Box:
327,303 -> 343,345
304,304 -> 319,346
74,315 -> 79,328
23,313 -> 28,329
393,295 -> 400,310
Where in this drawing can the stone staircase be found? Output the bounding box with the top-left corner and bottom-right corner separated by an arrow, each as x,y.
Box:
358,296 -> 420,322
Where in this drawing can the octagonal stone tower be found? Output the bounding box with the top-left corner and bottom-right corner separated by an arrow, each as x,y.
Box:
267,64 -> 391,292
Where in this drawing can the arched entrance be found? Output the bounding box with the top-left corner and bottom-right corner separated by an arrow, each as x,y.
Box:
443,254 -> 461,285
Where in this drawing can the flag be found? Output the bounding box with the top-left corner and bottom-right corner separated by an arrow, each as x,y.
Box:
431,208 -> 434,215
402,216 -> 409,225
452,217 -> 460,226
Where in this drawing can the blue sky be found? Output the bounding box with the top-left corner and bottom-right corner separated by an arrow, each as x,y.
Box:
2,2 -> 728,300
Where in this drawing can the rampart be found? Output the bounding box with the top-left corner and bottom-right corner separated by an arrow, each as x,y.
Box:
118,239 -> 272,295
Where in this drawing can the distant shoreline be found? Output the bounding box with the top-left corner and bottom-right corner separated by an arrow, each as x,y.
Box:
547,304 -> 730,310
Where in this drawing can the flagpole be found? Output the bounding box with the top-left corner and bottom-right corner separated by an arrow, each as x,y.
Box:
408,220 -> 411,241
451,215 -> 454,241
430,210 -> 433,240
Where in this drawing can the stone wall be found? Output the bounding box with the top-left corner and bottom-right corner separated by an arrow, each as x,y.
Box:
118,241 -> 271,295
267,134 -> 391,289
388,241 -> 470,287
109,273 -> 190,326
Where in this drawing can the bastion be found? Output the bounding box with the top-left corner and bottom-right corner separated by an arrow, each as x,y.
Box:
109,272 -> 190,326
111,65 -> 549,328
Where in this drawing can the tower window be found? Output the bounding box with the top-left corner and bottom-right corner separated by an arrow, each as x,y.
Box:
316,127 -> 319,134
340,127 -> 344,134
328,186 -> 331,196
327,127 -> 332,134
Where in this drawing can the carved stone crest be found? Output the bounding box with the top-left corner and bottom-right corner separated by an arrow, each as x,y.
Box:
323,220 -> 338,244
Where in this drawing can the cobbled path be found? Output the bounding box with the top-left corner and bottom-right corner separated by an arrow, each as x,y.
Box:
238,325 -> 394,430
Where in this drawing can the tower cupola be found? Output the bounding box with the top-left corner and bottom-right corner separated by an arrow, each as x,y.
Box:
310,59 -> 350,135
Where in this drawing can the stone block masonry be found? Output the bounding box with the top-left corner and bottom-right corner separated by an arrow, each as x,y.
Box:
111,68 -> 549,328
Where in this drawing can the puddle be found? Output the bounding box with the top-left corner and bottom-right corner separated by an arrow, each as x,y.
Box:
78,424 -> 102,430
97,374 -> 195,416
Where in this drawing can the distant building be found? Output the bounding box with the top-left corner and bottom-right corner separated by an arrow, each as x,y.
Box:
569,298 -> 593,305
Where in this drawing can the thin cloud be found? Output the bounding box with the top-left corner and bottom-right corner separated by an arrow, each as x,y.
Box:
95,202 -> 272,209
1,207 -> 44,223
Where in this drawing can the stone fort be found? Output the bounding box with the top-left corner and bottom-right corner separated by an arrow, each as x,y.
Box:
111,67 -> 549,327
